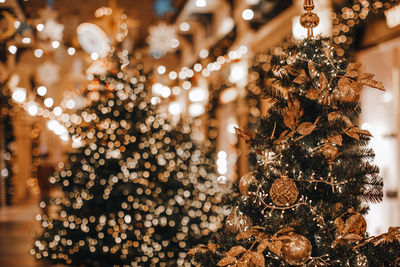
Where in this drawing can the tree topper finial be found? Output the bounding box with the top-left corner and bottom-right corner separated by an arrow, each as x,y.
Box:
300,0 -> 320,38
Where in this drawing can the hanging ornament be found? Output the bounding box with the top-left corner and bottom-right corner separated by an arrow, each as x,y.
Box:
36,61 -> 60,86
147,23 -> 179,59
239,171 -> 257,197
333,77 -> 361,103
299,0 -> 319,37
269,175 -> 299,206
225,206 -> 253,234
332,209 -> 366,247
280,232 -> 312,266
321,142 -> 339,163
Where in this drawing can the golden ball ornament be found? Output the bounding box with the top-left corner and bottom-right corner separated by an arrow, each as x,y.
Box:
342,210 -> 367,236
269,175 -> 299,206
225,206 -> 253,234
239,171 -> 256,196
333,78 -> 362,103
300,12 -> 319,30
281,233 -> 312,266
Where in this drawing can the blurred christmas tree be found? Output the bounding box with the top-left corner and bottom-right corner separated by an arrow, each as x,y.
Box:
0,80 -> 15,206
33,53 -> 223,266
190,2 -> 400,266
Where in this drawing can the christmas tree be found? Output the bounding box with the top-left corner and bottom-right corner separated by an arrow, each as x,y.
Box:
33,53 -> 223,266
190,2 -> 400,266
0,80 -> 15,206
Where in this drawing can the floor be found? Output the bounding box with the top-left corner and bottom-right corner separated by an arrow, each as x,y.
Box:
0,199 -> 45,267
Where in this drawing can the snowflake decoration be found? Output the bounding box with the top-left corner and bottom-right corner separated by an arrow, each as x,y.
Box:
36,61 -> 59,86
38,19 -> 64,41
153,0 -> 175,17
147,23 -> 179,58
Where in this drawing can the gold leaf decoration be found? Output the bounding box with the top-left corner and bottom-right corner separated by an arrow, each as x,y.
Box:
274,130 -> 293,145
257,239 -> 270,253
297,122 -> 316,136
208,243 -> 218,253
319,73 -> 328,91
250,251 -> 265,267
268,240 -> 283,256
328,112 -> 341,122
360,77 -> 385,91
283,111 -> 297,131
226,246 -> 247,258
305,88 -> 319,100
327,134 -> 343,146
284,65 -> 299,76
283,96 -> 303,130
187,245 -> 209,256
293,69 -> 310,85
217,256 -> 237,266
345,63 -> 361,78
344,127 -> 360,140
235,127 -> 255,143
236,229 -> 258,241
274,227 -> 295,236
342,233 -> 363,242
308,61 -> 317,79
334,217 -> 345,238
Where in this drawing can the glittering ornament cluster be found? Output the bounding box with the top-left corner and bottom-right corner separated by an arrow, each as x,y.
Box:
190,34 -> 400,267
32,53 -> 224,266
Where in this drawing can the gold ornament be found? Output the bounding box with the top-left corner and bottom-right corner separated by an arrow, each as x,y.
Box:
333,77 -> 361,103
281,233 -> 312,266
321,142 -> 339,162
225,206 -> 253,234
239,172 -> 256,196
269,175 -> 299,206
299,0 -> 319,37
332,209 -> 367,247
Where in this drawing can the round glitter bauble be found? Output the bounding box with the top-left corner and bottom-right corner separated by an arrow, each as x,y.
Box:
343,210 -> 367,236
333,78 -> 362,103
225,206 -> 253,234
300,12 -> 319,29
269,176 -> 299,206
239,171 -> 256,196
281,233 -> 312,266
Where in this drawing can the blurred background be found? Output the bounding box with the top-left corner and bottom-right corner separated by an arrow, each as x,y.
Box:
0,0 -> 400,266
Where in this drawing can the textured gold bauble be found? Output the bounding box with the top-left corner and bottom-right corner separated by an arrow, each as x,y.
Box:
343,210 -> 367,236
269,176 -> 299,206
225,206 -> 253,234
239,171 -> 256,196
281,233 -> 312,266
300,12 -> 319,29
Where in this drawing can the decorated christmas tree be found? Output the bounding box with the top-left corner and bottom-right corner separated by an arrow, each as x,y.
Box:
33,53 -> 223,266
0,80 -> 15,206
190,1 -> 400,266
